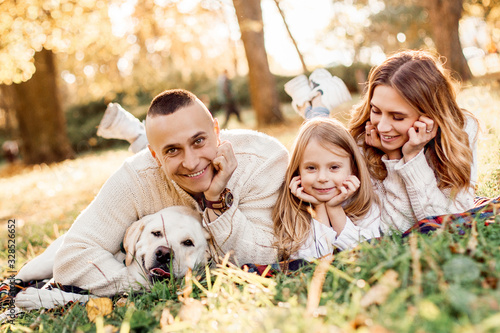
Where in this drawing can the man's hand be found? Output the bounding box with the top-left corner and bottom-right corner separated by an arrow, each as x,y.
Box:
402,115 -> 438,163
204,140 -> 238,201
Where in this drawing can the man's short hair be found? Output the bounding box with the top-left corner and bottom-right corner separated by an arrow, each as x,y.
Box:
148,89 -> 198,117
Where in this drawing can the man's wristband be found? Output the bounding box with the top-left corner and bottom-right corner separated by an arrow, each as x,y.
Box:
203,188 -> 233,213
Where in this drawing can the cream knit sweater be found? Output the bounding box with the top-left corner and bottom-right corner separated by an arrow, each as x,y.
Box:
373,117 -> 479,233
53,129 -> 288,296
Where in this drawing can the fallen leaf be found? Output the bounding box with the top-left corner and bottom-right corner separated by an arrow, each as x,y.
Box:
160,308 -> 175,329
86,297 -> 113,322
350,314 -> 371,329
103,325 -> 118,333
115,297 -> 128,307
360,270 -> 400,308
178,298 -> 205,324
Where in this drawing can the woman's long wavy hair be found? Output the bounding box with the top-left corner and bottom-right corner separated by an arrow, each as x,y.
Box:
273,118 -> 378,260
349,50 -> 476,195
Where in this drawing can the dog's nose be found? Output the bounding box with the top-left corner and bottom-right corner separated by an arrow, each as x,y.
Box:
155,246 -> 172,264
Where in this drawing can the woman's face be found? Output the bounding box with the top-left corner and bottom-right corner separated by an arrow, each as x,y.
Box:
369,85 -> 420,154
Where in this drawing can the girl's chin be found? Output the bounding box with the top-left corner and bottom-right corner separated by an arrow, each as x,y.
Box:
313,194 -> 335,202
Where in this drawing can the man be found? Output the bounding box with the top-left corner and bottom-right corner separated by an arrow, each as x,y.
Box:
53,89 -> 288,296
217,69 -> 243,128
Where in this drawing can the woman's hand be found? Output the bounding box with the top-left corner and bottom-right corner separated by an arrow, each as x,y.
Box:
402,116 -> 438,163
289,176 -> 321,205
365,121 -> 383,149
365,121 -> 404,159
365,121 -> 403,160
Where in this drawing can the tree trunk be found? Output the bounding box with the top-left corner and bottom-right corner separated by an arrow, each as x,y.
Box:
11,48 -> 74,164
423,0 -> 472,81
273,0 -> 308,73
232,0 -> 283,126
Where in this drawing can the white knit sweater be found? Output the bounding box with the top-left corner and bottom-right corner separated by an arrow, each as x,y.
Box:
295,205 -> 382,260
373,117 -> 479,233
53,129 -> 288,296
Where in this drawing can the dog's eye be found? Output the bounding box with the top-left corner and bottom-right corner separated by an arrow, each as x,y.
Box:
182,239 -> 194,247
151,231 -> 162,237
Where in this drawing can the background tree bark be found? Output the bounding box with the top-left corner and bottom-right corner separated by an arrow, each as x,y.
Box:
273,0 -> 308,74
233,0 -> 283,126
423,0 -> 472,81
11,48 -> 74,164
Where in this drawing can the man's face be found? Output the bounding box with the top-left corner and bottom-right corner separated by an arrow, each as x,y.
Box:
146,101 -> 219,195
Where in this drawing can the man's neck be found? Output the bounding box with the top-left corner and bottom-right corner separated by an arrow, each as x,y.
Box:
192,192 -> 205,210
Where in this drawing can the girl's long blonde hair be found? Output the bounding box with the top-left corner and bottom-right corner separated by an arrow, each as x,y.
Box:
349,50 -> 476,195
273,118 -> 377,260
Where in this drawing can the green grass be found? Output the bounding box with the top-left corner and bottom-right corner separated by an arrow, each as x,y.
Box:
1,82 -> 500,332
4,223 -> 500,332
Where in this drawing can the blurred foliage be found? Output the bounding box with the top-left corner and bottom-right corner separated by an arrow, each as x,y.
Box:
0,0 -> 243,105
0,0 -> 113,85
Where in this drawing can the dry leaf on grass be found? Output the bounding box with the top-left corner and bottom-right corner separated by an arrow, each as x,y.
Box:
160,308 -> 175,329
114,297 -> 128,307
177,298 -> 205,324
306,254 -> 335,316
86,297 -> 113,322
360,269 -> 400,308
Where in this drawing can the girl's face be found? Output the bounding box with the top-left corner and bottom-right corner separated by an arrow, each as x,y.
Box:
370,85 -> 420,154
298,139 -> 352,202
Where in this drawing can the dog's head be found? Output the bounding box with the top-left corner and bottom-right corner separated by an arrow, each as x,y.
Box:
122,206 -> 209,284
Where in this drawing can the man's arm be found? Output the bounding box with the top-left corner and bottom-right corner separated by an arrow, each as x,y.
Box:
202,135 -> 289,265
53,163 -> 143,296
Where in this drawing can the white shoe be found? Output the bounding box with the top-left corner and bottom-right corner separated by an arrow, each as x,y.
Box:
309,69 -> 351,112
284,74 -> 313,116
97,103 -> 145,143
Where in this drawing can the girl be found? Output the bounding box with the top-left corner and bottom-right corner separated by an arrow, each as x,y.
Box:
348,50 -> 479,232
272,118 -> 382,261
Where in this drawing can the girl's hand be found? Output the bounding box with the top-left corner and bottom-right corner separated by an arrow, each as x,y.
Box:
325,175 -> 360,208
289,176 -> 321,205
402,115 -> 438,163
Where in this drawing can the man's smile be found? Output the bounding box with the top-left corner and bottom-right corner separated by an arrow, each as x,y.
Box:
185,165 -> 209,178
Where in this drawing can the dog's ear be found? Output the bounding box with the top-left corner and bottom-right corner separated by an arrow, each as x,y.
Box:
202,228 -> 210,241
123,220 -> 145,266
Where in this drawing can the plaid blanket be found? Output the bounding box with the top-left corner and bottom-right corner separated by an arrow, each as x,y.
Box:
402,196 -> 499,236
243,196 -> 500,276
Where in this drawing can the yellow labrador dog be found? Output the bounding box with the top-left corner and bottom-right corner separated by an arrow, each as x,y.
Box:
11,206 -> 209,311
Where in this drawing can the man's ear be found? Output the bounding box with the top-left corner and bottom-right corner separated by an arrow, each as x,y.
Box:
148,144 -> 162,167
213,118 -> 221,145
